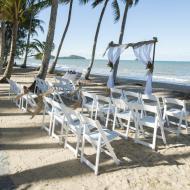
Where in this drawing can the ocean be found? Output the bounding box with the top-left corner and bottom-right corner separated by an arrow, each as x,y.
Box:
16,58 -> 190,86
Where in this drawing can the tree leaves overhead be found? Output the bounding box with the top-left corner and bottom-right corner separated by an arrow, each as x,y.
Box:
112,0 -> 120,22
92,0 -> 104,8
28,39 -> 55,60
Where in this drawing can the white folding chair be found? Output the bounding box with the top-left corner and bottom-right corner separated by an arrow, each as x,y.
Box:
95,95 -> 113,128
110,88 -> 123,100
135,103 -> 167,150
80,117 -> 120,175
123,90 -> 141,104
81,91 -> 97,118
63,110 -> 84,157
51,100 -> 67,140
21,78 -> 49,111
21,92 -> 37,112
141,94 -> 163,109
112,98 -> 135,138
7,80 -> 22,108
42,97 -> 56,135
35,78 -> 49,94
163,97 -> 190,135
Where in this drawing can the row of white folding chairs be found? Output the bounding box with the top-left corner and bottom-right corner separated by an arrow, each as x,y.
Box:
81,90 -> 189,148
110,88 -> 190,135
42,96 -> 120,175
54,77 -> 77,99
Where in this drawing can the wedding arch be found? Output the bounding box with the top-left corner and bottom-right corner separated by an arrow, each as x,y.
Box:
103,37 -> 158,95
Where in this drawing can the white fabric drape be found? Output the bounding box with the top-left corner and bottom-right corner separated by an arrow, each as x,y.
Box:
107,45 -> 126,89
133,44 -> 153,95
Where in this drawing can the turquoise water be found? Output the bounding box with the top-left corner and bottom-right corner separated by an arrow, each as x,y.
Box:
16,58 -> 190,86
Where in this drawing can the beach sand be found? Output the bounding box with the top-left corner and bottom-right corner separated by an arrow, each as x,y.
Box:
0,67 -> 190,190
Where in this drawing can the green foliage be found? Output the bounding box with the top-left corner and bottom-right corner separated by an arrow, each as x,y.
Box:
28,39 -> 55,60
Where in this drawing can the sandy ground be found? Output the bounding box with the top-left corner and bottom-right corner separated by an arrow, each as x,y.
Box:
1,67 -> 190,190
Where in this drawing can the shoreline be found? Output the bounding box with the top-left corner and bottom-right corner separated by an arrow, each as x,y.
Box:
16,66 -> 190,93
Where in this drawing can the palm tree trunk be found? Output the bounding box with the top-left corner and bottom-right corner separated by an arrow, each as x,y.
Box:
48,0 -> 73,74
37,0 -> 58,79
0,22 -> 5,73
113,0 -> 130,83
85,0 -> 109,79
0,21 -> 18,83
21,11 -> 33,68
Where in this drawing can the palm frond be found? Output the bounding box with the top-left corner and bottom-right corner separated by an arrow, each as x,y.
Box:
79,0 -> 91,5
112,0 -> 120,22
92,0 -> 104,8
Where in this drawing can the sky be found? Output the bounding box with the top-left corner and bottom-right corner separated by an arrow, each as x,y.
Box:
35,0 -> 190,61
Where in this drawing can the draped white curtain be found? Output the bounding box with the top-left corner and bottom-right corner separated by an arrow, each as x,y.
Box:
133,44 -> 153,95
107,45 -> 126,89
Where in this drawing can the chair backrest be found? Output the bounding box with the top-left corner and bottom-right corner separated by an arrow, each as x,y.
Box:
81,91 -> 96,105
35,78 -> 49,93
110,88 -> 123,99
163,97 -> 186,115
7,79 -> 21,94
140,94 -> 162,109
163,97 -> 185,107
123,90 -> 141,103
79,115 -> 98,134
51,90 -> 64,104
112,98 -> 127,111
43,96 -> 66,116
64,107 -> 81,125
96,95 -> 111,106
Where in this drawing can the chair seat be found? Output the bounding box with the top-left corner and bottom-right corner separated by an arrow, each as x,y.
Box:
140,116 -> 165,127
166,108 -> 183,118
98,105 -> 115,114
69,120 -> 82,133
22,93 -> 37,100
86,129 -> 119,146
84,102 -> 95,110
116,110 -> 131,120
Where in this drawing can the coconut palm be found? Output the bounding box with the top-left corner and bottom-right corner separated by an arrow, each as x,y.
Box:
48,0 -> 73,74
113,0 -> 139,82
37,0 -> 58,79
0,22 -> 5,72
28,39 -> 55,60
21,0 -> 47,68
84,0 -> 121,79
0,0 -> 28,83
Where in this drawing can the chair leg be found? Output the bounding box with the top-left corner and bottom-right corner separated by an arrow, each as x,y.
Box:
105,111 -> 110,128
80,134 -> 86,163
113,112 -> 117,131
177,116 -> 183,136
51,117 -> 56,137
75,135 -> 80,158
160,125 -> 167,145
95,141 -> 101,175
152,125 -> 158,150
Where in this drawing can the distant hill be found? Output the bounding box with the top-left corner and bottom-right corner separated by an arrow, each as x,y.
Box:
59,55 -> 86,60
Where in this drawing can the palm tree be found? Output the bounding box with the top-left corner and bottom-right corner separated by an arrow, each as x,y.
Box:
0,22 -> 5,72
113,0 -> 139,83
0,0 -> 27,83
48,0 -> 73,74
84,0 -> 121,79
28,39 -> 55,60
21,0 -> 46,68
37,0 -> 58,79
